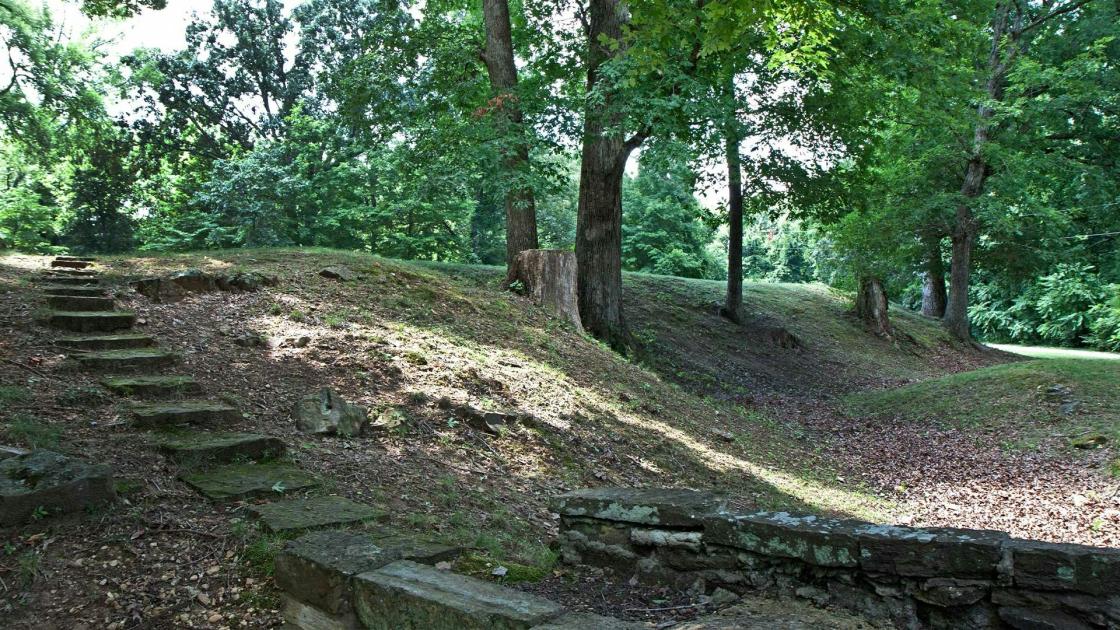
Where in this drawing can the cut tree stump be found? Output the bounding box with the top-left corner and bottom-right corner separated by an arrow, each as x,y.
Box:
509,249 -> 582,331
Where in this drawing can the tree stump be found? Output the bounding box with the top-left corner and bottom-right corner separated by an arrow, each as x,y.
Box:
510,249 -> 582,331
855,276 -> 892,337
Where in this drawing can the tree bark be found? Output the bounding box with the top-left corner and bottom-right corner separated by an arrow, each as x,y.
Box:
944,2 -> 1014,342
510,249 -> 583,330
721,123 -> 744,324
920,237 -> 947,318
855,276 -> 892,337
481,0 -> 539,280
575,0 -> 636,349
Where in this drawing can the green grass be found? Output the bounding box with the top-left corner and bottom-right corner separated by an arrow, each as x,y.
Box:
0,385 -> 30,405
844,358 -> 1120,450
5,415 -> 62,449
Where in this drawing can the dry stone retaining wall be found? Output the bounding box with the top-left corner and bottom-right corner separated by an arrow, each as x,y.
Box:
552,487 -> 1120,629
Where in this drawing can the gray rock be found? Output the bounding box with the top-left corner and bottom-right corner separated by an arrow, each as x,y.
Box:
180,462 -> 318,502
320,266 -> 356,281
295,389 -> 370,437
276,530 -> 460,615
0,450 -> 115,526
854,523 -> 1008,578
353,560 -> 566,629
1008,538 -> 1120,596
911,577 -> 990,607
531,612 -> 648,629
250,495 -> 387,532
998,606 -> 1094,630
551,487 -> 727,527
704,511 -> 861,568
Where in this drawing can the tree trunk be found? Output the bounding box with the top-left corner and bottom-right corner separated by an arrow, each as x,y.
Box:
721,123 -> 744,324
575,0 -> 635,349
920,238 -> 947,318
510,249 -> 583,330
944,2 -> 1013,342
481,0 -> 539,280
855,276 -> 892,337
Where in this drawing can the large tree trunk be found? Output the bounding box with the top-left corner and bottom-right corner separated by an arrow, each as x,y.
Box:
575,0 -> 635,348
721,123 -> 744,324
944,2 -> 1013,342
855,276 -> 892,337
920,237 -> 947,318
481,0 -> 538,279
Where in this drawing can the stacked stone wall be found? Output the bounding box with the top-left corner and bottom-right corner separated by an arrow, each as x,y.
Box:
553,488 -> 1120,629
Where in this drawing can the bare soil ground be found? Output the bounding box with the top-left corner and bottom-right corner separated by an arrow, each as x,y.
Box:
0,250 -> 1116,629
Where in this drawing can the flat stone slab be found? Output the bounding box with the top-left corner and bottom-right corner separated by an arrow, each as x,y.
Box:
132,400 -> 238,428
551,487 -> 726,526
59,334 -> 155,350
354,560 -> 566,629
0,446 -> 30,460
46,295 -> 115,311
180,462 -> 317,502
46,268 -> 98,276
39,285 -> 106,297
0,450 -> 115,526
250,495 -> 386,532
51,259 -> 92,269
49,310 -> 135,332
277,529 -> 462,615
853,523 -> 1008,578
76,348 -> 177,371
532,612 -> 648,629
704,511 -> 862,568
156,431 -> 284,466
35,276 -> 99,286
1008,539 -> 1120,596
55,256 -> 97,262
103,375 -> 198,397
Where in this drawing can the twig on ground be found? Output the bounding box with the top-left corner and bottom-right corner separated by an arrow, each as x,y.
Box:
3,358 -> 52,379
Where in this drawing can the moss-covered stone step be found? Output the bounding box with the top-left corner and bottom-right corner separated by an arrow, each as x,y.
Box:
46,295 -> 115,311
132,400 -> 238,428
103,374 -> 199,397
76,349 -> 177,371
249,495 -> 386,532
59,333 -> 154,350
39,285 -> 106,297
51,259 -> 91,269
156,431 -> 284,465
49,310 -> 135,332
353,560 -> 566,629
180,462 -> 317,502
275,529 -> 462,628
34,275 -> 99,286
46,268 -> 98,276
55,256 -> 97,262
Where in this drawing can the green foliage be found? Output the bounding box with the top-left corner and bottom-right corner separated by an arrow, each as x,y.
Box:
970,265 -> 1115,349
6,415 -> 62,449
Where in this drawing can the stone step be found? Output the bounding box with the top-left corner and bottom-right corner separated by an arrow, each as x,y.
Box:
353,560 -> 566,629
55,256 -> 97,262
156,431 -> 285,466
132,400 -> 238,428
75,349 -> 177,371
180,462 -> 318,502
35,275 -> 99,286
103,374 -> 199,397
275,530 -> 462,628
249,495 -> 386,532
46,268 -> 98,276
39,285 -> 106,297
49,311 -> 134,332
46,295 -> 115,311
51,259 -> 92,269
59,333 -> 155,350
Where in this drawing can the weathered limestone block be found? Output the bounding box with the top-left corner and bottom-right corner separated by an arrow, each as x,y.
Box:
552,487 -> 725,527
320,266 -> 355,281
854,524 -> 1007,578
280,593 -> 361,630
131,268 -> 275,302
295,389 -> 370,437
531,612 -> 649,629
992,588 -> 1120,627
704,512 -> 861,568
250,495 -> 386,532
510,249 -> 582,331
353,560 -> 566,629
275,530 -> 461,615
630,528 -> 703,552
910,577 -> 990,608
998,606 -> 1094,630
1007,539 -> 1120,596
0,450 -> 115,525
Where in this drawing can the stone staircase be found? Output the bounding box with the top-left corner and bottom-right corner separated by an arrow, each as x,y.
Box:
16,256 -> 738,629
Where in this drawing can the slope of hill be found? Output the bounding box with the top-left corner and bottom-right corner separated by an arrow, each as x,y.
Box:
2,248 -> 1114,628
